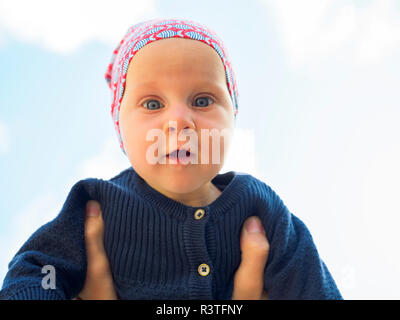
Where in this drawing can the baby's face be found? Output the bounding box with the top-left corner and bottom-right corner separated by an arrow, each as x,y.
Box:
119,37 -> 234,198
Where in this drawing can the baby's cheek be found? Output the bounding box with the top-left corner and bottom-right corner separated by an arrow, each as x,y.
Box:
121,129 -> 147,163
203,126 -> 233,164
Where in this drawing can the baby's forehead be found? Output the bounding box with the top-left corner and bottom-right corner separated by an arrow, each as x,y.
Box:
129,38 -> 224,69
126,39 -> 227,86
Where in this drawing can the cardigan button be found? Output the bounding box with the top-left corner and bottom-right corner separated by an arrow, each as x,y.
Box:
198,263 -> 210,276
194,209 -> 205,220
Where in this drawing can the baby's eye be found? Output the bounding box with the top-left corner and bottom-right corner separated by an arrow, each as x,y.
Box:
143,99 -> 163,110
194,96 -> 213,107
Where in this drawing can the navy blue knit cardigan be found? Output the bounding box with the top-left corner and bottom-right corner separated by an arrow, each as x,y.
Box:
0,167 -> 342,300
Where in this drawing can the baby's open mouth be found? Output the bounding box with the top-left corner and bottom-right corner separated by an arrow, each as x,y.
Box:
165,148 -> 195,164
166,149 -> 191,158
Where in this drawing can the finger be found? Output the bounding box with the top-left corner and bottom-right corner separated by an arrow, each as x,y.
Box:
79,200 -> 117,300
232,216 -> 270,300
84,201 -> 109,275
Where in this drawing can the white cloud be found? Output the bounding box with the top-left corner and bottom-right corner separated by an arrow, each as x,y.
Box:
221,127 -> 259,178
263,0 -> 400,67
0,0 -> 157,53
74,137 -> 131,181
0,121 -> 10,154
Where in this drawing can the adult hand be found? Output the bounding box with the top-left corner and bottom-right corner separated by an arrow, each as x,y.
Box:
75,201 -> 269,300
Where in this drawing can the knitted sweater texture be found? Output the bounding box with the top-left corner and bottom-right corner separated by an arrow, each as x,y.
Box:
0,167 -> 342,300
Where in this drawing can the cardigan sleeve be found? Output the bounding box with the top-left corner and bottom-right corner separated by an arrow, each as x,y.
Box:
255,182 -> 343,300
0,179 -> 97,300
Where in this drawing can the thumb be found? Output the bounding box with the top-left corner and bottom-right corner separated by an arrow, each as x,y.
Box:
232,216 -> 270,300
84,200 -> 109,277
240,216 -> 269,260
78,200 -> 117,300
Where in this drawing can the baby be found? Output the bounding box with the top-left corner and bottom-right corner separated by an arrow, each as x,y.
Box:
0,18 -> 342,300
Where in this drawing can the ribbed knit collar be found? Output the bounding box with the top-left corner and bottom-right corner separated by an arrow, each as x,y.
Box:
124,167 -> 251,220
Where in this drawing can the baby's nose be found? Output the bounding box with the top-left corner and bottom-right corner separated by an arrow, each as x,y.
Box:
165,121 -> 196,138
162,102 -> 196,135
168,125 -> 191,133
164,120 -> 197,153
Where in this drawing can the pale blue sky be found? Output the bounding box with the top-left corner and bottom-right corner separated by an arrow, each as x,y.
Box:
1,0 -> 399,299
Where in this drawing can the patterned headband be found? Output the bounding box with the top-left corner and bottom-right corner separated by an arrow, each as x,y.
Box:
105,18 -> 239,154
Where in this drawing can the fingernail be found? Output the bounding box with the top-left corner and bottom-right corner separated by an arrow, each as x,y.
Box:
86,200 -> 99,217
245,217 -> 263,234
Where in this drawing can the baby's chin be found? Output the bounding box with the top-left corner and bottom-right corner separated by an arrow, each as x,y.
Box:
136,162 -> 222,196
